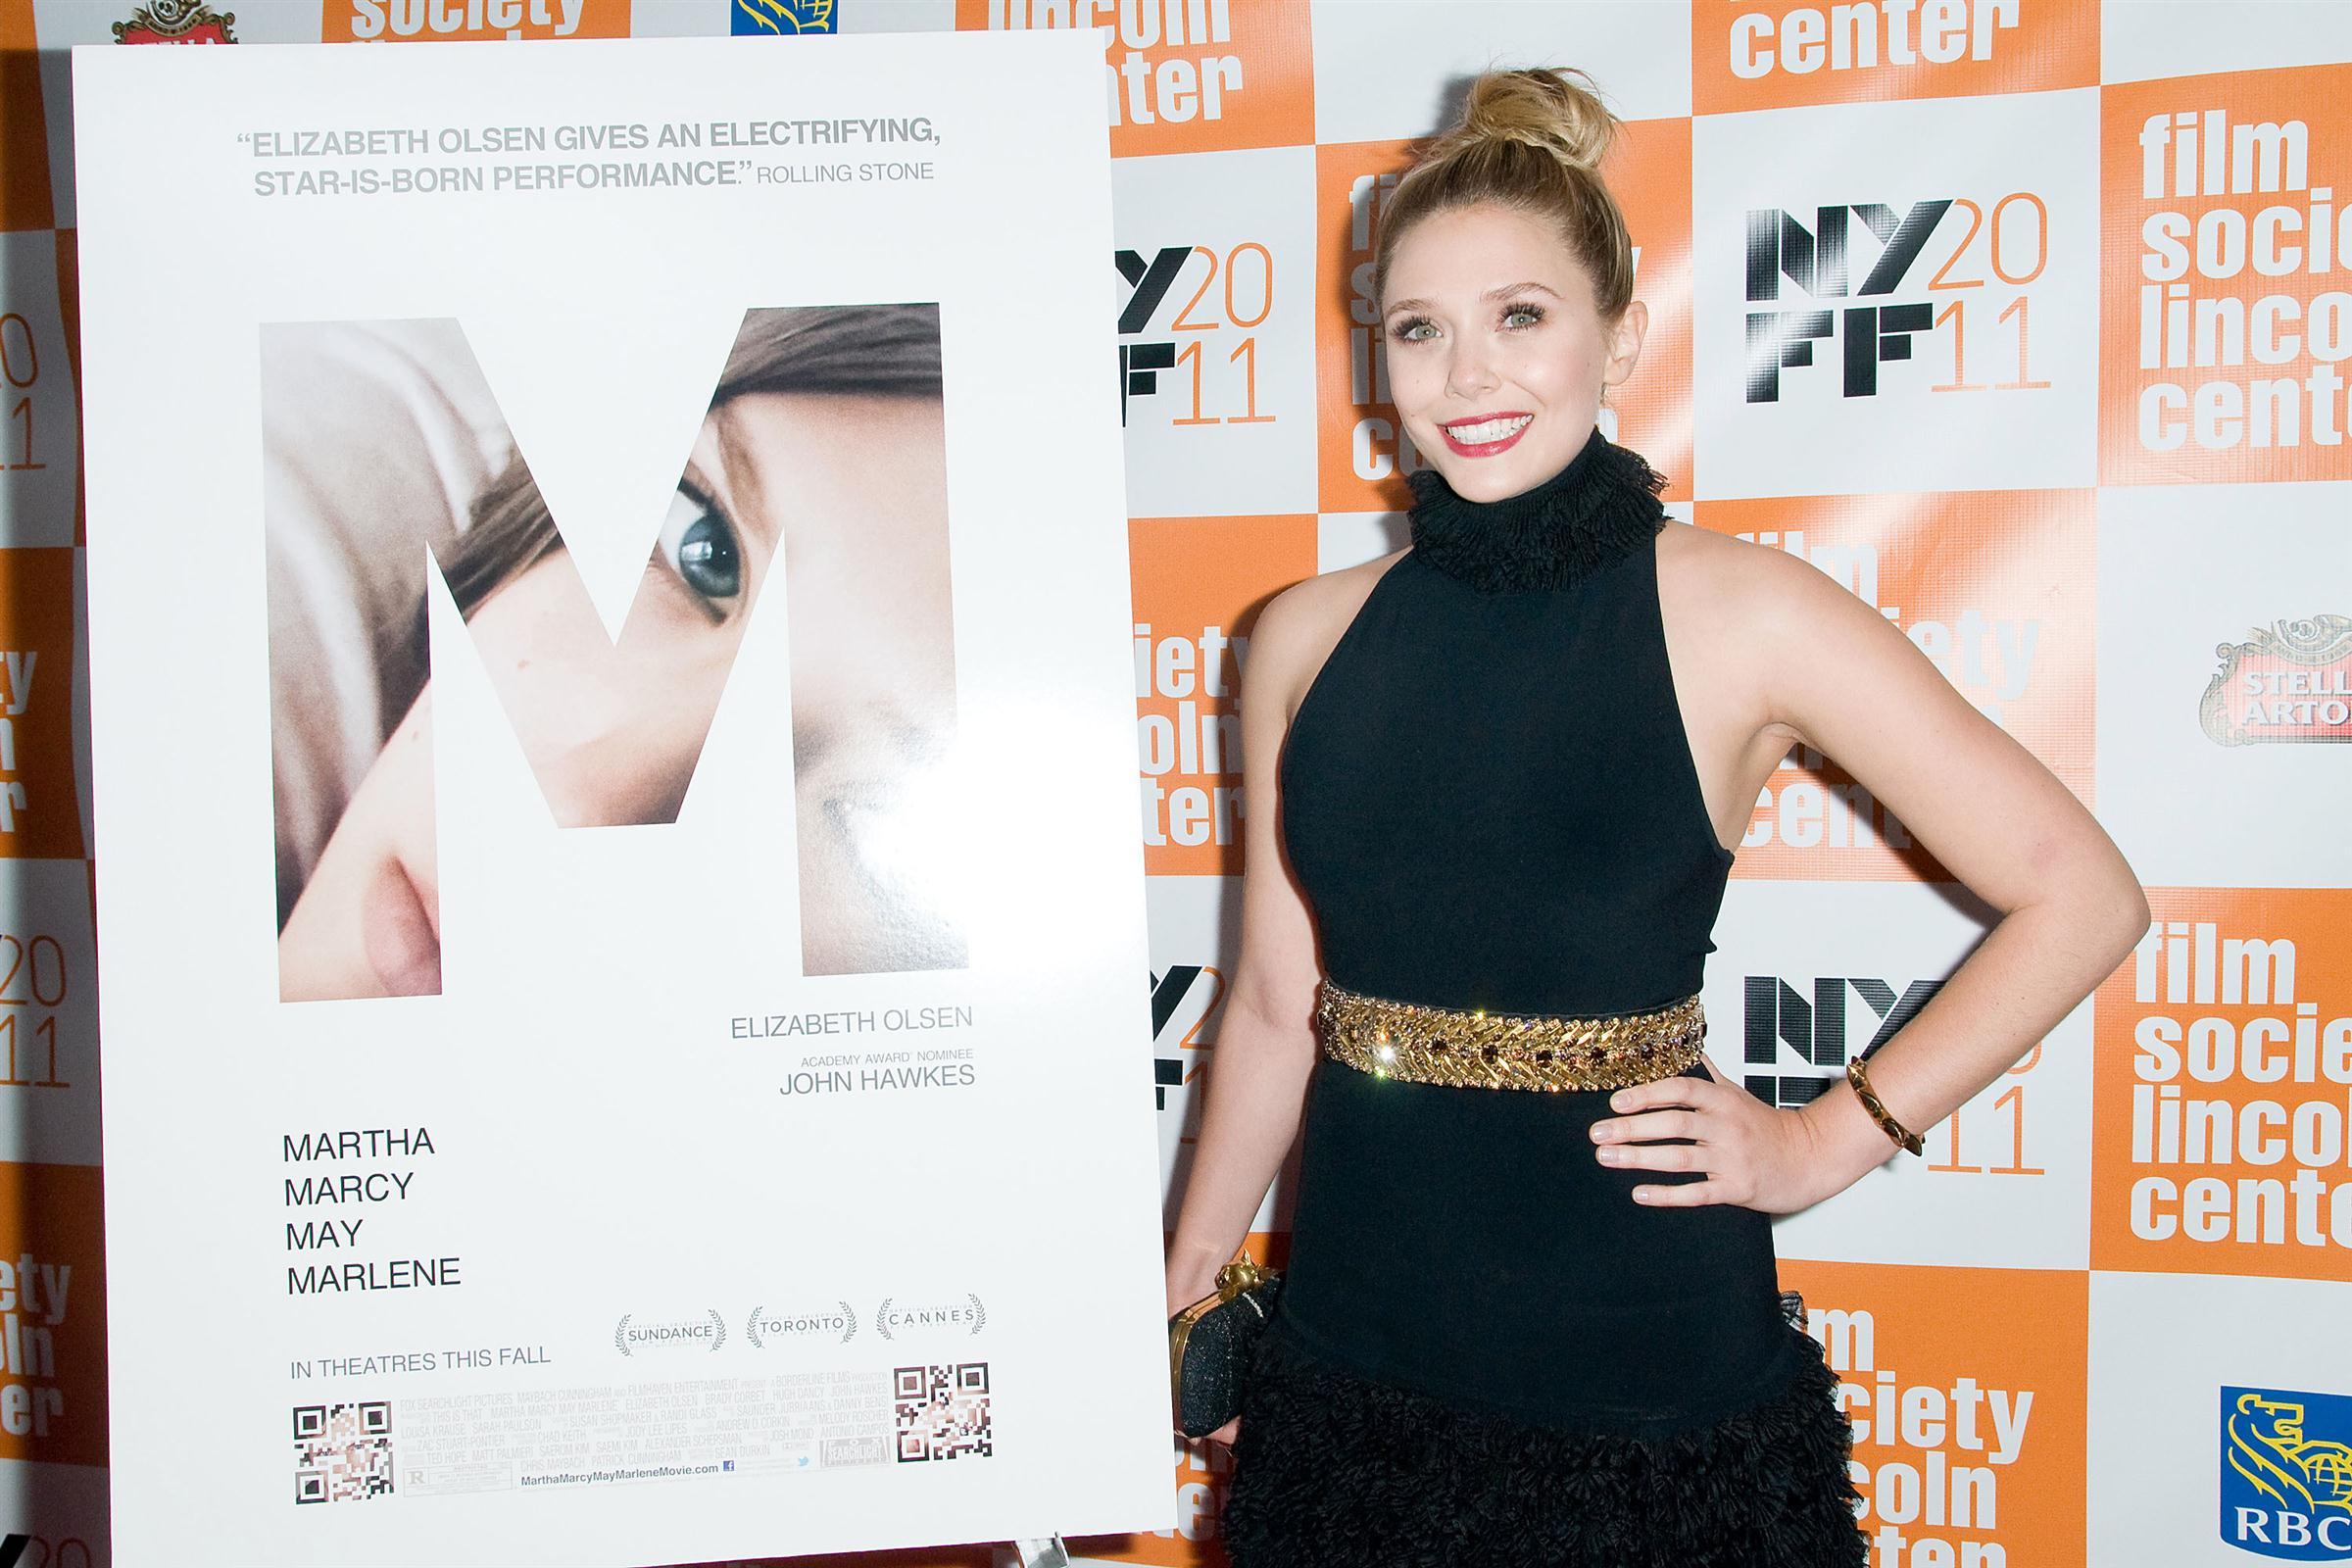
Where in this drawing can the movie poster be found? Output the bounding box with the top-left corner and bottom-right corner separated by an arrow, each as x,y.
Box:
72,32 -> 1170,1567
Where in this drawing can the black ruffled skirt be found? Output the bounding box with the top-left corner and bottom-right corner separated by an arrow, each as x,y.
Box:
1220,1318 -> 1866,1568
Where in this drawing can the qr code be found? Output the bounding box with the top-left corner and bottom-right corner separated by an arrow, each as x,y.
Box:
293,1401 -> 395,1504
893,1362 -> 992,1462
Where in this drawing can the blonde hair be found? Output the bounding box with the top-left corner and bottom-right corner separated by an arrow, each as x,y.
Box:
1373,67 -> 1635,324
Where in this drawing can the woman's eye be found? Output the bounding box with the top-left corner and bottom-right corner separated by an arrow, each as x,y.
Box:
1390,316 -> 1437,343
1502,304 -> 1545,329
656,486 -> 744,622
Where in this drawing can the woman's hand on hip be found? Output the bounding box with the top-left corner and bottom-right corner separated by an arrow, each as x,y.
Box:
1587,1054 -> 1886,1214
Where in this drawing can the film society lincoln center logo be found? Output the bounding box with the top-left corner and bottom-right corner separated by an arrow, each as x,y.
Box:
2224,1385 -> 2352,1561
1780,1259 -> 2084,1567
1128,514 -> 1314,875
956,0 -> 1311,159
2101,65 -> 2352,482
2093,889 -> 2352,1280
324,2 -> 631,42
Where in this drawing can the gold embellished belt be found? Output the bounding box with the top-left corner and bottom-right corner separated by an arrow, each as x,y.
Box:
1316,982 -> 1705,1093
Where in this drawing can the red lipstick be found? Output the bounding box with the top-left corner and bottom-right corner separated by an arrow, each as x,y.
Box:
1438,411 -> 1534,459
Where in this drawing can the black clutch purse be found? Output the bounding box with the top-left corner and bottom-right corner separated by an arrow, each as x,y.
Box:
1167,1256 -> 1283,1440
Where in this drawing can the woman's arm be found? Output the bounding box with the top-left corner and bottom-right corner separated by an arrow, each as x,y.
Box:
1162,579 -> 1348,1306
1596,538 -> 2151,1209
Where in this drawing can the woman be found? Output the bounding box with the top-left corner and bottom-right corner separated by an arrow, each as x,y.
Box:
266,304 -> 963,1002
1162,68 -> 2147,1565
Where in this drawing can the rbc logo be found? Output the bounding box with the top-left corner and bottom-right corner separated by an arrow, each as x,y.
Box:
2224,1386 -> 2352,1561
732,0 -> 836,34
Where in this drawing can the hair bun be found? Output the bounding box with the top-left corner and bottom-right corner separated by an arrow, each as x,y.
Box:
1373,64 -> 1638,323
1458,67 -> 1617,172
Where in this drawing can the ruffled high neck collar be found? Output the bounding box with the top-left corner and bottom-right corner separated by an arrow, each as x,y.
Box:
1405,426 -> 1669,594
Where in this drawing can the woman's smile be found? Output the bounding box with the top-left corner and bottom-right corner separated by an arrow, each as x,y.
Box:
1438,411 -> 1535,458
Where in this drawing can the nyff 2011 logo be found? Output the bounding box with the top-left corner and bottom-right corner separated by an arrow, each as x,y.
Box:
1746,202 -> 1954,400
2224,1386 -> 2352,1560
1743,973 -> 1943,1107
1743,181 -> 2056,416
1117,246 -> 1190,424
1151,962 -> 1222,1109
1115,243 -> 1278,426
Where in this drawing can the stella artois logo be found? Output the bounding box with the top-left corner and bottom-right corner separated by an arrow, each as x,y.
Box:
113,2 -> 236,44
2200,614 -> 2352,746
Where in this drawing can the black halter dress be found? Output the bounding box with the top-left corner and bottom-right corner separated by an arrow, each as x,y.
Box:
1218,428 -> 1864,1567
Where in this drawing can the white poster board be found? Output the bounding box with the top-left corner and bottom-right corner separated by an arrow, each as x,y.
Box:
73,31 -> 1171,1568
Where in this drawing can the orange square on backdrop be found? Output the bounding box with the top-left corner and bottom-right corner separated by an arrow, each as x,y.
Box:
2092,887 -> 2352,1281
1129,514 -> 1315,876
0,548 -> 83,861
1782,1257 -> 2086,1568
955,0 -> 1313,159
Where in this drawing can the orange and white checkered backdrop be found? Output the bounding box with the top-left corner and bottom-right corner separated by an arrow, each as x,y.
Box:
3,3 -> 2348,1565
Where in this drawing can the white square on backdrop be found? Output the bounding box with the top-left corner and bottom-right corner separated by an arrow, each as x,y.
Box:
1693,88 -> 2100,499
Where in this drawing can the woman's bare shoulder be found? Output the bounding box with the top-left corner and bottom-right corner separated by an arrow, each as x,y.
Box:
1656,516 -> 1778,582
1654,519 -> 1850,636
1250,550 -> 1406,694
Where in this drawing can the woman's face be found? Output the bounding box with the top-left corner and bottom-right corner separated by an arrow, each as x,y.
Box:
1380,201 -> 1646,502
276,387 -> 956,1001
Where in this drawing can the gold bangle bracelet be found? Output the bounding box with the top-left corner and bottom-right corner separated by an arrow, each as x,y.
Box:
1845,1055 -> 1926,1156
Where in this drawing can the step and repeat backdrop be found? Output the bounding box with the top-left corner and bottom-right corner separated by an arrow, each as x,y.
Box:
1,2 -> 2348,1566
